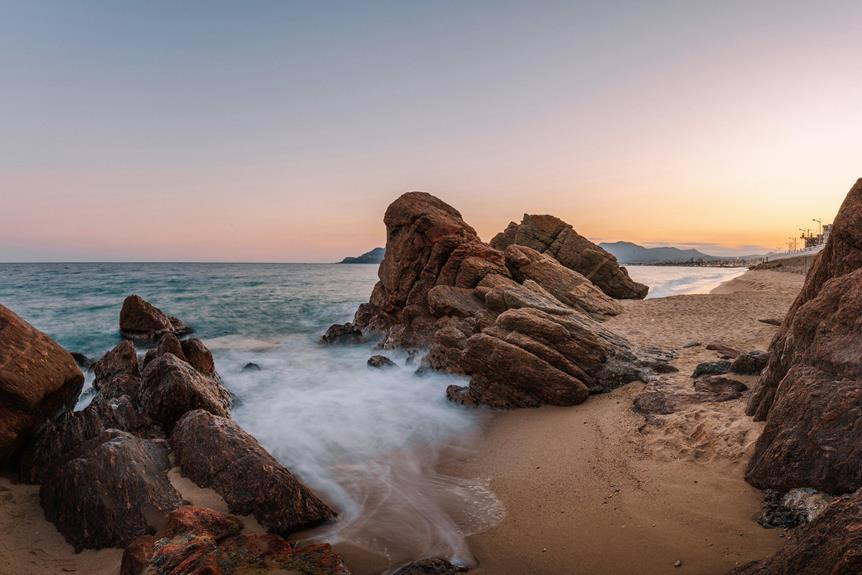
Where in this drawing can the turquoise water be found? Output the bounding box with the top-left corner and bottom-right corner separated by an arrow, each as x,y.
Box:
0,262 -> 743,568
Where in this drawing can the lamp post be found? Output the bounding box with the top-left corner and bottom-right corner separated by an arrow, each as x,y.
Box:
813,218 -> 822,236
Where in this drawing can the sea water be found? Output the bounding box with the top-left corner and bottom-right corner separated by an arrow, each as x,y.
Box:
0,263 -> 744,568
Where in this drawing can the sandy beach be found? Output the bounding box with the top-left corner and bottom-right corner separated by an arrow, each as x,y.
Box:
0,270 -> 804,575
456,270 -> 805,575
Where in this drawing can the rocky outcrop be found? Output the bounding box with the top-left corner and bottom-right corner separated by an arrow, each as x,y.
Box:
729,489 -> 862,575
139,354 -> 232,430
746,179 -> 862,495
119,295 -> 190,341
121,506 -> 350,575
0,304 -> 84,462
327,192 -> 671,408
40,430 -> 182,551
490,214 -> 648,299
92,340 -> 142,400
171,410 -> 335,536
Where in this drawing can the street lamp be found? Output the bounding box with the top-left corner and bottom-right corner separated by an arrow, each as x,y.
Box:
813,218 -> 822,236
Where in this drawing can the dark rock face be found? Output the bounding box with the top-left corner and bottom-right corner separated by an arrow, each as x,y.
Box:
242,362 -> 261,371
171,410 -> 335,536
70,352 -> 92,369
121,506 -> 350,575
746,179 -> 862,495
40,430 -> 182,551
692,360 -> 732,379
490,213 -> 648,299
321,322 -> 365,344
729,489 -> 862,575
392,557 -> 467,575
326,192 -> 671,408
368,355 -> 397,369
730,351 -> 770,375
0,304 -> 84,462
20,394 -> 156,484
139,354 -> 231,430
92,340 -> 142,400
119,295 -> 190,341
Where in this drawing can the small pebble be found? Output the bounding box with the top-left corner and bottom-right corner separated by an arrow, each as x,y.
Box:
674,560 -> 682,567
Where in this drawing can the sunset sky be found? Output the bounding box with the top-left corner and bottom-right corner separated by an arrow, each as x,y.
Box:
2,1 -> 859,261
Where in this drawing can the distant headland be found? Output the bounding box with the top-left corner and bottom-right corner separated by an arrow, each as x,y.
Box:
338,247 -> 385,264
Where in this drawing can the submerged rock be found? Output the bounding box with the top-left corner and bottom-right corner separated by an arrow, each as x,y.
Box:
171,410 -> 336,536
490,213 -> 648,299
40,430 -> 182,551
121,506 -> 350,575
746,179 -> 862,495
242,361 -> 262,371
0,304 -> 84,462
321,322 -> 365,344
368,355 -> 398,369
119,294 -> 190,341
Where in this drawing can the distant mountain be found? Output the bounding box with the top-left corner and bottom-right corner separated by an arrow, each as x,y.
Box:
339,247 -> 385,264
599,241 -> 725,264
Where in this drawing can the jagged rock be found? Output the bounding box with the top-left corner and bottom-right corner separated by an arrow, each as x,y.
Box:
40,430 -> 182,551
70,352 -> 92,369
92,340 -> 142,400
0,304 -> 84,462
490,213 -> 648,299
368,355 -> 398,369
730,489 -> 862,575
20,394 -> 156,484
119,295 -> 190,341
321,322 -> 365,344
731,351 -> 770,375
692,360 -> 731,378
328,192 -> 671,409
121,506 -> 350,575
139,354 -> 231,430
502,245 -> 623,320
156,332 -> 187,363
392,557 -> 467,575
180,338 -> 216,377
705,342 -> 740,359
242,362 -> 262,371
171,410 -> 335,536
746,179 -> 862,495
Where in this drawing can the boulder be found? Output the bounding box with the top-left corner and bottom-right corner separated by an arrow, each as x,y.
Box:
368,355 -> 398,369
692,360 -> 732,379
0,304 -> 84,462
92,340 -> 142,400
321,322 -> 365,344
746,179 -> 862,495
40,430 -> 182,550
729,489 -> 862,575
155,332 -> 187,363
121,506 -> 350,575
20,394 -> 156,484
119,295 -> 190,341
633,377 -> 746,416
490,213 -> 648,299
171,410 -> 335,536
139,354 -> 231,430
730,351 -> 770,375
180,338 -> 216,377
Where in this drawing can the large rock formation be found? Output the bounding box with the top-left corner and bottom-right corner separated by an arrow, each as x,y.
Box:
746,179 -> 862,495
490,214 -> 649,299
729,489 -> 862,575
0,304 -> 84,462
119,295 -> 190,341
121,506 -> 350,575
171,410 -> 336,535
40,430 -> 182,551
328,192 -> 671,408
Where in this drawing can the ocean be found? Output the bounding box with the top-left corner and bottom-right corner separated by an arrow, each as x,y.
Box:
0,262 -> 745,567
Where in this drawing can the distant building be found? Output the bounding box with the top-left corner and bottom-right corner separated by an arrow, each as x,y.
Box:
802,224 -> 832,249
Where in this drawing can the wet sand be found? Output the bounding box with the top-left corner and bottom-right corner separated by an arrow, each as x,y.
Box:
456,270 -> 804,575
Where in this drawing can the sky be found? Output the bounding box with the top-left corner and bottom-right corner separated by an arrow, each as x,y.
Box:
1,1 -> 860,262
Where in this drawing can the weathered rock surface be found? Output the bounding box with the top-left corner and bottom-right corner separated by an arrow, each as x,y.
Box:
119,295 -> 190,341
392,557 -> 467,575
321,322 -> 365,344
633,376 -> 746,416
180,338 -> 216,377
490,213 -> 648,299
746,179 -> 862,495
368,355 -> 398,369
121,506 -> 350,575
40,429 -> 182,551
327,192 -> 672,408
171,410 -> 335,536
730,351 -> 770,375
705,342 -> 740,359
692,360 -> 732,379
0,304 -> 84,461
730,489 -> 862,575
92,340 -> 142,400
70,352 -> 92,369
139,354 -> 231,430
758,488 -> 833,529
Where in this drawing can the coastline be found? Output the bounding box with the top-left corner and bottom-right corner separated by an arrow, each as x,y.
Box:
454,269 -> 804,575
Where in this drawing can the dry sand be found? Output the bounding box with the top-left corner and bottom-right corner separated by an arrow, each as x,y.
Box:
455,270 -> 805,575
0,270 -> 805,575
